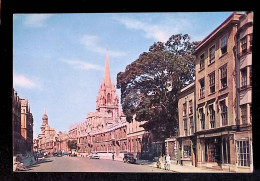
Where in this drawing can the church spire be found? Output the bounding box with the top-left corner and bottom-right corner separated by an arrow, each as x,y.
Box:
103,51 -> 112,88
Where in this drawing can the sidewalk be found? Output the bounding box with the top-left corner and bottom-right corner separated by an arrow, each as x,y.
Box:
148,162 -> 229,173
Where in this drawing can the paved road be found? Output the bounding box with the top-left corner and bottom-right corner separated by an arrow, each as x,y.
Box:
26,156 -> 172,172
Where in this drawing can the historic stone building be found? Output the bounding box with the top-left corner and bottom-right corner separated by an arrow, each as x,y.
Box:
193,12 -> 253,172
37,109 -> 57,154
20,98 -> 34,153
12,89 -> 23,154
177,82 -> 196,166
234,11 -> 253,172
12,89 -> 34,155
127,114 -> 151,160
75,53 -> 128,158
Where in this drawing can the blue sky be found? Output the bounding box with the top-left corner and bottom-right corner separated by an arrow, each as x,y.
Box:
13,12 -> 235,138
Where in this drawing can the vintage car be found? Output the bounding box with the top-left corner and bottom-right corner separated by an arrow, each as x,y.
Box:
123,153 -> 136,164
89,152 -> 100,159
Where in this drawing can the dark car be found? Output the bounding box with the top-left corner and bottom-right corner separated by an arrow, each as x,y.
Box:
123,153 -> 136,164
53,152 -> 62,157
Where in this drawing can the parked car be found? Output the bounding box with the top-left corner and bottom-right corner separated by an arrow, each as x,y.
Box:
90,152 -> 100,159
53,152 -> 62,157
63,152 -> 69,156
123,153 -> 136,164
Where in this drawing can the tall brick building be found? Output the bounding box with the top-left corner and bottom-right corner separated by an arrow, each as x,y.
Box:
12,89 -> 34,155
193,12 -> 253,172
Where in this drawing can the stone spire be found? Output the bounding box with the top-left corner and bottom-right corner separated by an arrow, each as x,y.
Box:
103,51 -> 112,88
42,107 -> 48,125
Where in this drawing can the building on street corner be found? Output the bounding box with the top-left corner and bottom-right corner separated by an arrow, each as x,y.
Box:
193,12 -> 253,172
177,82 -> 196,166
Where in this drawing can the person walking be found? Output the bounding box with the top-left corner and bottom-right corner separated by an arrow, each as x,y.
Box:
112,152 -> 114,161
166,154 -> 171,170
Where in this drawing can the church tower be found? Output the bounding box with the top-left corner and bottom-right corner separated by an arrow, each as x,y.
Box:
96,52 -> 120,120
41,108 -> 48,132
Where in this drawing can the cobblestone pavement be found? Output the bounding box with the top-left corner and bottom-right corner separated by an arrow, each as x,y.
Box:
26,156 -> 173,172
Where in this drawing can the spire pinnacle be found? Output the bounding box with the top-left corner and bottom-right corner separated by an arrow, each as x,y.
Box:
104,51 -> 112,88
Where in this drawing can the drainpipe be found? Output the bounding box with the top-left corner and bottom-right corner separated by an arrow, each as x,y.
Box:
235,23 -> 240,128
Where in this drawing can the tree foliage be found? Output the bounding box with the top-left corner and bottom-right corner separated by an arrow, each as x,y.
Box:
117,34 -> 198,141
68,140 -> 77,150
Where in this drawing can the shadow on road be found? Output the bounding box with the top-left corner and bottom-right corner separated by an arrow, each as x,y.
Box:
27,159 -> 53,170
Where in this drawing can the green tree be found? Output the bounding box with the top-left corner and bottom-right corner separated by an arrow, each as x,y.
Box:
67,140 -> 77,150
117,34 -> 198,141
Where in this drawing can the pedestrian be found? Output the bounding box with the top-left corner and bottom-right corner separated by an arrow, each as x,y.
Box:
166,154 -> 171,170
112,152 -> 114,161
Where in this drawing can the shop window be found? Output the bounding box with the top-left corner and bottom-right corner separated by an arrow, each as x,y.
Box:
222,137 -> 230,164
183,145 -> 191,158
200,53 -> 205,70
209,72 -> 215,94
236,140 -> 250,167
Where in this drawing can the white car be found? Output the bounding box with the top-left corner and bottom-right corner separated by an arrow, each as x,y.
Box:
90,152 -> 100,159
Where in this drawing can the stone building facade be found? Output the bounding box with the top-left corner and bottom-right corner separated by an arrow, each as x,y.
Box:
74,53 -> 128,158
193,12 -> 253,172
13,89 -> 23,154
177,82 -> 196,166
37,109 -> 57,154
12,89 -> 34,155
234,11 -> 253,172
127,114 -> 151,160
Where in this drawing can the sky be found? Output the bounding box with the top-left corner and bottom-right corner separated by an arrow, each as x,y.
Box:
13,12 -> 235,139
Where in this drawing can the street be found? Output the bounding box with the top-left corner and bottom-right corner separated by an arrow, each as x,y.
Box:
26,156 -> 172,172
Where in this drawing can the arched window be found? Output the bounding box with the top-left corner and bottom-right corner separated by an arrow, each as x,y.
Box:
107,93 -> 111,104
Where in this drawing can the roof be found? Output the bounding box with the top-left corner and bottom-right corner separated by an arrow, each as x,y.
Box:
194,12 -> 243,54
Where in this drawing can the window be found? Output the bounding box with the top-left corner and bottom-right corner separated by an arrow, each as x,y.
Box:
209,72 -> 215,94
190,116 -> 194,134
183,102 -> 187,117
220,65 -> 227,89
250,104 -> 252,123
209,45 -> 215,64
189,100 -> 193,115
241,68 -> 247,88
249,34 -> 253,51
236,140 -> 250,167
249,66 -> 252,86
183,119 -> 187,136
200,53 -> 205,70
209,104 -> 215,128
220,100 -> 228,126
199,108 -> 205,130
241,105 -> 247,124
183,145 -> 191,158
241,36 -> 247,55
199,78 -> 205,98
221,36 -> 228,54
223,137 -> 230,164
